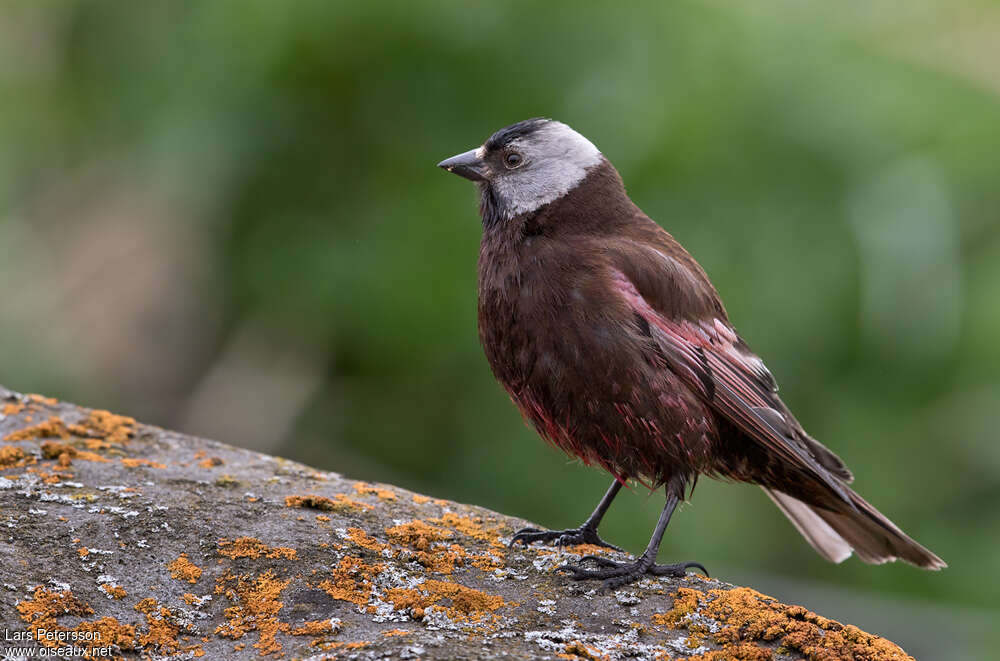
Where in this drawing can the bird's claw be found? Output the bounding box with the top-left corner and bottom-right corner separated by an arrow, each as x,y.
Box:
558,558 -> 708,590
651,561 -> 708,577
509,525 -> 624,552
575,554 -> 619,567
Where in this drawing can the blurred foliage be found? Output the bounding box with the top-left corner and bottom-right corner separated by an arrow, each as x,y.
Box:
1,1 -> 999,656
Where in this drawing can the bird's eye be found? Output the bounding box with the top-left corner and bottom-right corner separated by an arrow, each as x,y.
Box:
503,151 -> 524,169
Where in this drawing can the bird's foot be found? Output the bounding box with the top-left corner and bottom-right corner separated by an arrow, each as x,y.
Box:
558,554 -> 708,590
509,525 -> 624,552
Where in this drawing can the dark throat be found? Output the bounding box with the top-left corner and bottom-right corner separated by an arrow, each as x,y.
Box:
478,183 -> 508,232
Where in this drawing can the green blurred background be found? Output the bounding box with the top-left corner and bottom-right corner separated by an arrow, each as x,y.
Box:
2,1 -> 998,657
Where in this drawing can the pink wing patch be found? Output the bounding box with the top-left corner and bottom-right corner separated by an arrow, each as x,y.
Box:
610,268 -> 853,505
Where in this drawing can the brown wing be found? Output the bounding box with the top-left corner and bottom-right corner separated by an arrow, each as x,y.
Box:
607,238 -> 855,507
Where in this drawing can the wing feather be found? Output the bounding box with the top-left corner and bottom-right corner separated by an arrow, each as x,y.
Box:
609,256 -> 854,505
603,235 -> 941,568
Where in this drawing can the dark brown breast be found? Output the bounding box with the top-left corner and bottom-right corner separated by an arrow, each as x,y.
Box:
476,162 -> 721,488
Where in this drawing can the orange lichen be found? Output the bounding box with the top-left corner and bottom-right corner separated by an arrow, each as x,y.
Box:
381,518 -> 504,573
34,466 -> 70,483
28,393 -> 58,405
0,444 -> 35,468
5,416 -> 71,441
385,520 -> 453,551
656,587 -> 914,661
39,440 -> 110,465
16,588 -> 137,655
419,545 -> 468,574
121,457 -> 166,469
134,598 -> 183,653
382,629 -> 411,637
653,587 -> 700,628
199,456 -> 224,468
385,579 -> 508,622
4,411 -> 132,463
70,409 -> 136,445
287,493 -> 340,509
2,402 -> 25,415
412,494 -> 431,504
432,512 -> 501,546
100,583 -> 127,599
318,556 -> 383,609
216,570 -> 292,656
353,481 -> 397,500
17,587 -> 93,628
382,519 -> 471,572
468,551 -> 505,572
429,512 -> 508,569
291,620 -> 334,635
346,527 -> 391,554
41,433 -> 74,450
321,641 -> 371,653
83,437 -> 111,450
218,537 -> 298,560
563,543 -> 615,556
559,641 -> 608,660
76,616 -> 139,653
168,553 -> 203,583
285,492 -> 372,512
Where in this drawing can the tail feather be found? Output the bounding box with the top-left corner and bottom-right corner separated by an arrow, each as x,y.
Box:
763,487 -> 946,570
763,488 -> 852,563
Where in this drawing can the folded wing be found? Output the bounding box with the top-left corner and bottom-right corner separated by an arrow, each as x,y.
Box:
608,246 -> 854,508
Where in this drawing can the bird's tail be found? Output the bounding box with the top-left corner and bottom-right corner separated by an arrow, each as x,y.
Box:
762,487 -> 946,570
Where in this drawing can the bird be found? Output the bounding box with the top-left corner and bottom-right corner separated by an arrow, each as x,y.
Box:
437,118 -> 945,588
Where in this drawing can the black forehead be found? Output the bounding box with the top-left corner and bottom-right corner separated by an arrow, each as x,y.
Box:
484,118 -> 550,151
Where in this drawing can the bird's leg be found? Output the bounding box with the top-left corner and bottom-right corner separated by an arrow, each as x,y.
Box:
510,480 -> 624,551
558,492 -> 708,589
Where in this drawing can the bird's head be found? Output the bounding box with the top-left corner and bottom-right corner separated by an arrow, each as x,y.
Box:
438,118 -> 603,224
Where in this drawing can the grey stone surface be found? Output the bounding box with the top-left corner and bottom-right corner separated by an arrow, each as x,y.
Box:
0,385 -> 913,660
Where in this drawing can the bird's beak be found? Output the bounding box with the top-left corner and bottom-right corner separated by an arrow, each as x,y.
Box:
437,148 -> 488,182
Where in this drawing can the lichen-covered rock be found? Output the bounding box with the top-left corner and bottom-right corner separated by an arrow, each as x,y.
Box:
0,386 -> 914,660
